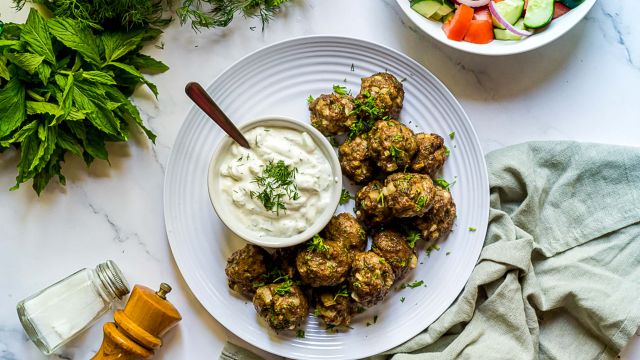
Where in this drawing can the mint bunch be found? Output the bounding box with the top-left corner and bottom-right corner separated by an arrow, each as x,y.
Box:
0,9 -> 168,194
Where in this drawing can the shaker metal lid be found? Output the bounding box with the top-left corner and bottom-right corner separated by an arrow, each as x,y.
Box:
98,260 -> 130,299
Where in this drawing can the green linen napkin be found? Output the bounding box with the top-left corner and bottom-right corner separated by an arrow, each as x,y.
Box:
220,141 -> 640,360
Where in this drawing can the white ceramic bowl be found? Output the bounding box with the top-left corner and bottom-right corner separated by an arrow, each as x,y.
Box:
207,116 -> 342,248
396,0 -> 597,56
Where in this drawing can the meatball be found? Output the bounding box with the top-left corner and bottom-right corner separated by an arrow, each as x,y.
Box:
356,72 -> 404,119
355,180 -> 391,227
322,213 -> 367,252
339,134 -> 375,184
296,236 -> 351,287
411,133 -> 448,177
225,245 -> 270,298
272,247 -> 300,280
309,93 -> 357,136
368,120 -> 417,173
371,229 -> 417,280
415,187 -> 457,244
313,286 -> 353,327
383,173 -> 436,218
348,252 -> 395,308
253,283 -> 309,330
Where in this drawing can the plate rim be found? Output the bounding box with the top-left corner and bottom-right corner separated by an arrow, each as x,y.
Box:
164,34 -> 490,359
394,0 -> 598,56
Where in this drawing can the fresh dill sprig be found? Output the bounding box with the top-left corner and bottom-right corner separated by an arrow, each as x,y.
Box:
434,178 -> 451,190
389,145 -> 403,162
250,160 -> 299,215
274,277 -> 293,295
333,285 -> 349,300
347,91 -> 384,139
296,329 -> 305,338
407,280 -> 424,288
308,234 -> 329,252
307,95 -> 315,105
407,230 -> 420,249
177,0 -> 291,32
339,189 -> 353,205
333,84 -> 349,95
415,195 -> 427,210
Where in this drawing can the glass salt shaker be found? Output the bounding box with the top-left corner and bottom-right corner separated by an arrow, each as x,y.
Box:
16,260 -> 130,355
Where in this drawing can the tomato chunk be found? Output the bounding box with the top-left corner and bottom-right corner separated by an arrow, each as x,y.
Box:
443,4 -> 474,41
553,3 -> 570,18
464,19 -> 494,44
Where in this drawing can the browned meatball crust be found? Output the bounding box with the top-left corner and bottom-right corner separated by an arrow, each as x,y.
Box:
296,237 -> 351,287
313,287 -> 353,327
356,72 -> 404,119
348,252 -> 395,307
368,120 -> 417,173
339,134 -> 375,184
411,133 -> 448,177
253,283 -> 309,330
383,173 -> 436,218
309,93 -> 357,136
415,187 -> 457,244
322,213 -> 367,252
355,180 -> 391,227
225,245 -> 270,298
272,247 -> 300,280
371,229 -> 417,280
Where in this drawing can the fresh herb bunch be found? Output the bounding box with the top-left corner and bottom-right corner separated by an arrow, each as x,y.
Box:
0,9 -> 168,194
177,0 -> 292,31
13,0 -> 172,31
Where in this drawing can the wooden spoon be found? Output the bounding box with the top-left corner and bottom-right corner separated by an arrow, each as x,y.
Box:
185,82 -> 251,149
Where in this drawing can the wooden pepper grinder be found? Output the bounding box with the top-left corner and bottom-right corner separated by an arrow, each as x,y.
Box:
92,283 -> 182,360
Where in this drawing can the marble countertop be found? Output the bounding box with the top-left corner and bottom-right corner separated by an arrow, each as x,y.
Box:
1,0 -> 638,359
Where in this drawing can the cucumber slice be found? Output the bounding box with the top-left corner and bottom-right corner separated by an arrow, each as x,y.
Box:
491,0 -> 525,30
435,0 -> 455,17
524,0 -> 554,28
431,12 -> 443,21
411,0 -> 444,19
494,19 -> 526,41
559,0 -> 585,9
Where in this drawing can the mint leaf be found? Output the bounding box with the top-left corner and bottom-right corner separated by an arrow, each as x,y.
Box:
0,121 -> 37,148
48,18 -> 102,66
26,101 -> 63,117
21,9 -> 56,64
6,53 -> 45,74
0,79 -> 27,139
56,130 -> 83,157
72,84 -> 123,139
102,31 -> 146,63
128,53 -> 169,74
81,71 -> 116,85
103,86 -> 156,142
0,56 -> 10,81
36,62 -> 52,85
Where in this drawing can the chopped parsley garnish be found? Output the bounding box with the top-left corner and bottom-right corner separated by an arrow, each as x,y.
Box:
389,145 -> 403,162
356,306 -> 366,313
449,131 -> 455,140
446,252 -> 451,256
373,315 -> 378,324
468,227 -> 477,232
308,234 -> 329,252
307,95 -> 315,104
328,136 -> 340,147
339,189 -> 353,205
407,280 -> 424,289
415,196 -> 427,210
274,278 -> 293,295
350,63 -> 355,72
407,231 -> 420,249
334,285 -> 349,300
434,178 -> 451,190
313,308 -> 321,316
366,322 -> 372,327
426,244 -> 440,257
347,91 -> 384,138
250,160 -> 299,215
445,146 -> 451,157
400,297 -> 406,303
333,84 -> 349,95
376,191 -> 385,206
296,330 -> 305,338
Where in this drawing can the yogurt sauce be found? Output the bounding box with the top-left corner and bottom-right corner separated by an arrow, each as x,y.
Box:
219,126 -> 336,238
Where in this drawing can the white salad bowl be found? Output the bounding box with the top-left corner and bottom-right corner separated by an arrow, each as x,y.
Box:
207,115 -> 342,248
396,0 -> 597,56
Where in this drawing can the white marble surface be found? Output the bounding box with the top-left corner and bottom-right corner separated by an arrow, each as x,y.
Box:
1,0 -> 639,359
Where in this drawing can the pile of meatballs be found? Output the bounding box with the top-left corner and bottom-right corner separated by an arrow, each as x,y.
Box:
224,72 -> 457,333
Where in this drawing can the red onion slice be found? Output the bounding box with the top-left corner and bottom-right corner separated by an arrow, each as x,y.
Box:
489,1 -> 533,37
457,0 -> 490,7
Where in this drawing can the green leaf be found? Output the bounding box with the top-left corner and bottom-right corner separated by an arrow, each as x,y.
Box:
0,40 -> 21,48
101,31 -> 146,63
107,61 -> 143,78
5,53 -> 45,74
26,101 -> 63,117
21,9 -> 56,64
11,123 -> 57,193
58,73 -> 74,118
0,56 -> 10,81
0,79 -> 27,139
127,53 -> 169,74
32,149 -> 65,195
81,71 -> 116,85
12,130 -> 40,191
72,83 -> 124,139
0,120 -> 38,147
37,62 -> 52,85
48,18 -> 102,66
104,86 -> 156,143
57,130 -> 83,157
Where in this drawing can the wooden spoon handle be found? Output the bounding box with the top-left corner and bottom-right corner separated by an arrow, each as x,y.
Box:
185,82 -> 251,149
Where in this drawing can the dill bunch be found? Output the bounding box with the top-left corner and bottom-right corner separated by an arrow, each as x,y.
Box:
13,0 -> 172,31
177,0 -> 291,31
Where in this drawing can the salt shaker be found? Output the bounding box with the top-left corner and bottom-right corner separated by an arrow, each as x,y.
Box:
16,260 -> 130,355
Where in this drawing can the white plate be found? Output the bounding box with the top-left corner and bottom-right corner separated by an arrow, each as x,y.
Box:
396,0 -> 597,56
164,36 -> 489,359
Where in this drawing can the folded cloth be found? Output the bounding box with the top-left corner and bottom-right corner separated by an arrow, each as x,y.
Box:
220,141 -> 640,360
